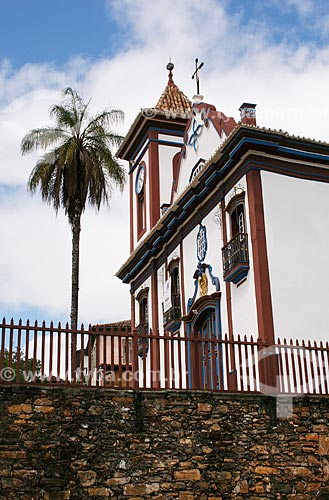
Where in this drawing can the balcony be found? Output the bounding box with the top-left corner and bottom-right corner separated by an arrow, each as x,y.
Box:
163,294 -> 182,333
222,232 -> 249,284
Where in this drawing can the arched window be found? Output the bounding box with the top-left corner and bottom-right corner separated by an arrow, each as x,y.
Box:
231,203 -> 245,237
222,190 -> 249,284
135,288 -> 149,327
139,297 -> 148,324
225,191 -> 246,239
171,266 -> 180,296
163,258 -> 181,332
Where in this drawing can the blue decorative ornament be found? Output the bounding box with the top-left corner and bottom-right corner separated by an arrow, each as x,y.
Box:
197,224 -> 207,263
188,118 -> 204,152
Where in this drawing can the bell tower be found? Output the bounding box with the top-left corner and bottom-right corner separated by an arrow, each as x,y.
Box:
116,62 -> 191,253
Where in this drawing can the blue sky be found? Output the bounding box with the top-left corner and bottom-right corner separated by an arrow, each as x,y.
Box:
1,0 -> 329,326
0,0 -> 121,66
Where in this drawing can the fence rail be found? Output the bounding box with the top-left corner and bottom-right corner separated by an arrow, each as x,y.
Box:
0,318 -> 328,395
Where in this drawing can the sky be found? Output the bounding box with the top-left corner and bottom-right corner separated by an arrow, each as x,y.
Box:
1,0 -> 329,327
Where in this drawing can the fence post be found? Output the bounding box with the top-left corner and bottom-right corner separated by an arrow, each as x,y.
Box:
257,338 -> 279,393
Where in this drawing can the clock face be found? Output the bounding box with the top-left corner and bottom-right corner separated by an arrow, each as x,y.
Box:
136,165 -> 145,194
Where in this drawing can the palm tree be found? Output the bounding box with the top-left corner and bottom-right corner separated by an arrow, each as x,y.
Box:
21,87 -> 126,331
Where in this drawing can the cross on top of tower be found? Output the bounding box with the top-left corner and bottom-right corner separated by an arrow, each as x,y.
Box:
191,58 -> 204,96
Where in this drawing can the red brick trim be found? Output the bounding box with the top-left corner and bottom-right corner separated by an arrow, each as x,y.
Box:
221,201 -> 234,341
246,170 -> 275,345
148,130 -> 160,228
151,268 -> 160,383
180,239 -> 186,317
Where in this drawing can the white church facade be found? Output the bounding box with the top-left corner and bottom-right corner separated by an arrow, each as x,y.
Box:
116,63 -> 329,389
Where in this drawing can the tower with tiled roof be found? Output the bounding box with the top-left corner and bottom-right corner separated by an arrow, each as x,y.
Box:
117,62 -> 191,254
155,62 -> 192,114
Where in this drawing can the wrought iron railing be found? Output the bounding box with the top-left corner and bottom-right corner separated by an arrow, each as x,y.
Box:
222,232 -> 249,276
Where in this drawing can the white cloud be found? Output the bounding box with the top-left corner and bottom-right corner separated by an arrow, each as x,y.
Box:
2,0 -> 329,325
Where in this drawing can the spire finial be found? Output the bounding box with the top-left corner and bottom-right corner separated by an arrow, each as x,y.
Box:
166,58 -> 175,86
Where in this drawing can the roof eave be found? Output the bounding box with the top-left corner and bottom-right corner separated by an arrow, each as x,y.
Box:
116,109 -> 190,161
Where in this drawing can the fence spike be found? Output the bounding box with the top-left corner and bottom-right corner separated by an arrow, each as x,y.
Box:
88,324 -> 92,331
65,322 -> 69,329
58,321 -> 62,329
10,318 -> 14,325
26,319 -> 30,327
296,339 -> 299,346
50,321 -> 54,328
42,320 -> 46,328
244,334 -> 248,342
302,339 -> 305,347
81,323 -> 84,331
34,320 -> 38,327
2,317 -> 5,324
18,318 -> 22,326
320,341 -> 324,348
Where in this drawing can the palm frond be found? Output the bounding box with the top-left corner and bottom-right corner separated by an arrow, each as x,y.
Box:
81,109 -> 124,140
24,86 -> 126,217
50,104 -> 77,130
21,127 -> 68,154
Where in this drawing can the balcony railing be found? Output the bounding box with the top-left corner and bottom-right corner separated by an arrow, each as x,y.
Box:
163,294 -> 181,332
222,232 -> 249,284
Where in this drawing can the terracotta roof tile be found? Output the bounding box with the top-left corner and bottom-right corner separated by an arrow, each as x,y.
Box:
94,320 -> 131,328
155,71 -> 192,114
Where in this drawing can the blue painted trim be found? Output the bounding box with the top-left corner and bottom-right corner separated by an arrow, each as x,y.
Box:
188,279 -> 199,312
149,126 -> 185,136
208,265 -> 220,292
197,224 -> 208,263
129,137 -> 184,171
224,265 -> 249,284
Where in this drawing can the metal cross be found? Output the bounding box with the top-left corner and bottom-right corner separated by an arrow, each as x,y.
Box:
191,58 -> 204,95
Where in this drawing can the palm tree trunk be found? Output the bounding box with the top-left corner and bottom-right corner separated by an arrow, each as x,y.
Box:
71,209 -> 81,378
71,211 -> 81,329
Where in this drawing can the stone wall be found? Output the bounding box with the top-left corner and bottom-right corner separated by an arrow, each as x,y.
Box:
0,387 -> 328,499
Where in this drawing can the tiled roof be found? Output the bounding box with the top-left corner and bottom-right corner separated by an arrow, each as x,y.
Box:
96,320 -> 131,328
155,71 -> 192,114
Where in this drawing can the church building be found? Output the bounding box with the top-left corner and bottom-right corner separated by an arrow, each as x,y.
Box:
116,62 -> 329,388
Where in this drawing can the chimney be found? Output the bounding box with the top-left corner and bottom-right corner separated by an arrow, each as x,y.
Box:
239,103 -> 257,126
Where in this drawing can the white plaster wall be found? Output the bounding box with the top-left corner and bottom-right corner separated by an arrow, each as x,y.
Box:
224,177 -> 258,338
176,110 -> 227,197
158,143 -> 181,209
261,171 -> 329,342
183,226 -> 200,309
